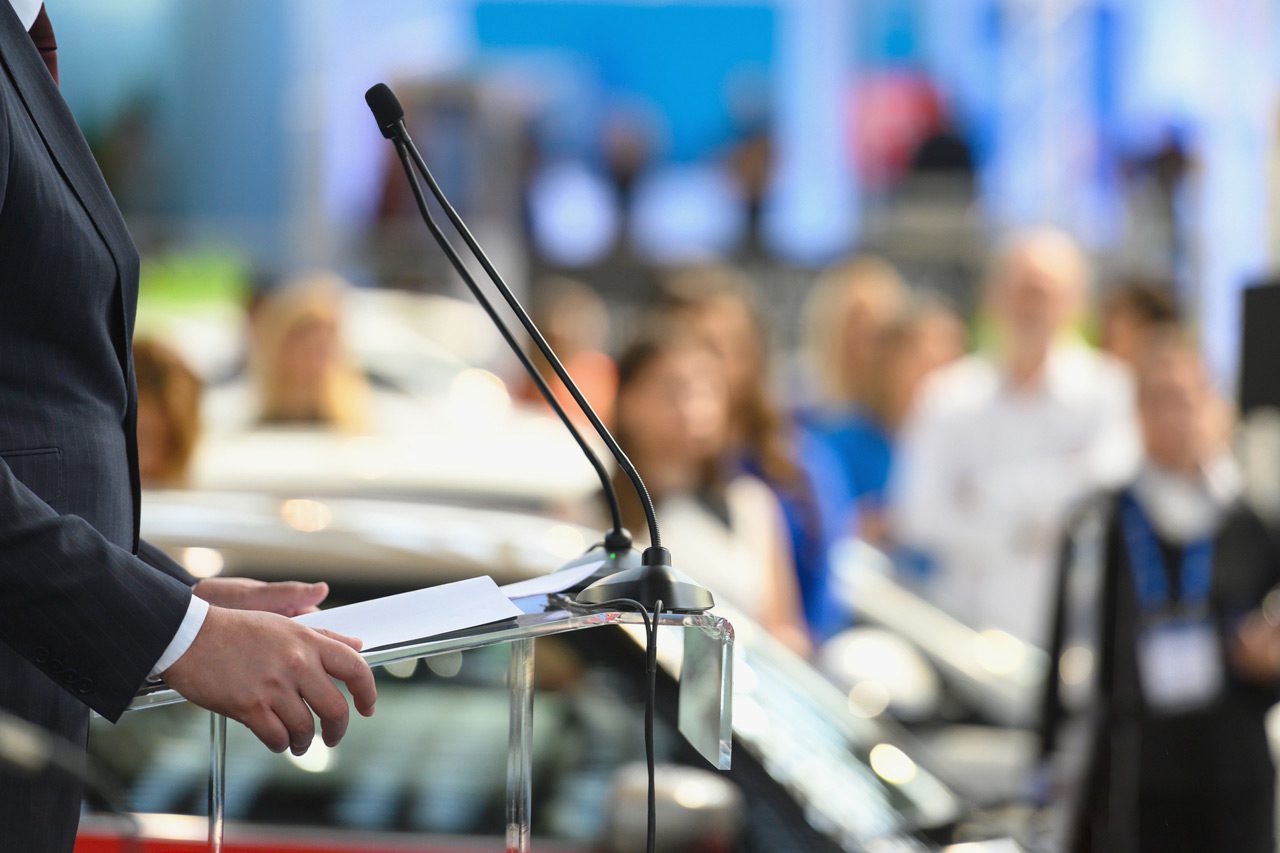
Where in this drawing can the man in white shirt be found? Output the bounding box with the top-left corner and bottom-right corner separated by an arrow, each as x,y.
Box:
891,228 -> 1140,646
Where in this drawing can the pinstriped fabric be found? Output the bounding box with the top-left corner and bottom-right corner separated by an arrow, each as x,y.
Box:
0,5 -> 197,850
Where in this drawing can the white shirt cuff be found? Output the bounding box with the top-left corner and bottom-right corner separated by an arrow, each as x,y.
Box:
149,594 -> 210,677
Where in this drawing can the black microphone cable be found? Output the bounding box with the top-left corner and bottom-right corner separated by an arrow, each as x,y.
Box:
590,597 -> 662,853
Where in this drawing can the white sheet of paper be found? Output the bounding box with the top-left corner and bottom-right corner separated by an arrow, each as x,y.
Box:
295,576 -> 522,651
499,560 -> 604,600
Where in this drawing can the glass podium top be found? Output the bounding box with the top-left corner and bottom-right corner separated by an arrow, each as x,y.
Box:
129,598 -> 734,770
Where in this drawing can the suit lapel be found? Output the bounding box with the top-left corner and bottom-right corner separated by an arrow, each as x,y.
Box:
0,1 -> 139,336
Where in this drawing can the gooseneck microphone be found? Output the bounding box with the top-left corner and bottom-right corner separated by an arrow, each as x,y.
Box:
365,82 -> 711,613
365,86 -> 632,563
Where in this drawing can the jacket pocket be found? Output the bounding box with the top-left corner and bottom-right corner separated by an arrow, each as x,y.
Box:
1,447 -> 63,508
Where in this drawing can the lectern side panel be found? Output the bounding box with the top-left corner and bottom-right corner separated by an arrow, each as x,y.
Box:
679,623 -> 733,771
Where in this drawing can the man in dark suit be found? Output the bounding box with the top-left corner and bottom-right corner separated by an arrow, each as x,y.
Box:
0,4 -> 377,849
1040,328 -> 1279,851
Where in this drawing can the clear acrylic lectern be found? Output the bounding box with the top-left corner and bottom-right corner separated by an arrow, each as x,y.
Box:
129,599 -> 734,853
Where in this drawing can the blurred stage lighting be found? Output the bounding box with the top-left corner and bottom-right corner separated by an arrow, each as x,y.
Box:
528,161 -> 620,267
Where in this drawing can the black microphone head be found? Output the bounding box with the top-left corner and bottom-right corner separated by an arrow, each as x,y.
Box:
365,83 -> 405,139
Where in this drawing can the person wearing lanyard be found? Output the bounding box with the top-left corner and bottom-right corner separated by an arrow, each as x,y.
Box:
1119,494 -> 1223,715
1039,326 -> 1280,853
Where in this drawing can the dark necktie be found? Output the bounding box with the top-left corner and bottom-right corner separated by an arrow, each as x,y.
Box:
28,4 -> 58,85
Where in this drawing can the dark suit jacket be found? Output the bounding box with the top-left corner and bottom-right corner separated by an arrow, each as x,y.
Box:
0,5 -> 200,849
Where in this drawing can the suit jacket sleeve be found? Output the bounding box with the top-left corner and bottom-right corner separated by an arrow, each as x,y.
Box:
138,538 -> 198,586
0,461 -> 193,721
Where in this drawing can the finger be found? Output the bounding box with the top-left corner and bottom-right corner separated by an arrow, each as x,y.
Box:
312,627 -> 363,651
263,582 -> 330,617
300,673 -> 351,747
192,578 -> 212,603
272,692 -> 318,755
245,709 -> 291,754
298,581 -> 330,609
318,640 -> 377,717
193,577 -> 253,607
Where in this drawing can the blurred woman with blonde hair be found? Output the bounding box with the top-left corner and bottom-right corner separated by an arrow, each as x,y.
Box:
803,255 -> 908,411
252,275 -> 370,433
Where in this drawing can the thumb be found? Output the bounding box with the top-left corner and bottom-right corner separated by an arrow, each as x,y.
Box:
263,581 -> 329,616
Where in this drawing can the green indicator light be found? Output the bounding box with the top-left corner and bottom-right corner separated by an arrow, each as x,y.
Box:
609,553 -> 617,560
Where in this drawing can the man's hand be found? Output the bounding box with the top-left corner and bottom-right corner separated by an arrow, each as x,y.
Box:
1232,611 -> 1280,684
194,577 -> 330,616
162,606 -> 376,755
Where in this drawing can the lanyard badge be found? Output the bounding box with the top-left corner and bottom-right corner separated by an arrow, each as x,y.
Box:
1120,493 -> 1224,714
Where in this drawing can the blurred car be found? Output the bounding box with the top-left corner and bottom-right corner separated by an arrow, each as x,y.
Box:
72,490 -> 1023,853
820,540 -> 1047,809
189,406 -> 599,513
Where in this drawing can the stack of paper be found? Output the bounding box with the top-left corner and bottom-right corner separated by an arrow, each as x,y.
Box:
295,576 -> 522,651
498,561 -> 604,599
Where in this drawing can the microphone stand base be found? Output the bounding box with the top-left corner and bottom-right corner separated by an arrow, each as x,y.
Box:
574,563 -> 715,614
555,545 -> 645,594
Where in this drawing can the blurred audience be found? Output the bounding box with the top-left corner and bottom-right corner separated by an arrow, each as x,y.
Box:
802,255 -> 908,413
892,228 -> 1140,644
815,299 -> 967,545
516,277 -> 618,431
602,107 -> 658,215
658,266 -> 852,638
134,338 -> 203,488
1041,327 -> 1277,853
1099,277 -> 1181,367
908,118 -> 977,185
251,275 -> 370,432
1120,129 -> 1195,276
611,330 -> 811,655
